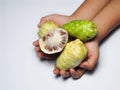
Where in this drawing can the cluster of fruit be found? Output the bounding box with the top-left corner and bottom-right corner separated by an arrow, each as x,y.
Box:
38,20 -> 97,70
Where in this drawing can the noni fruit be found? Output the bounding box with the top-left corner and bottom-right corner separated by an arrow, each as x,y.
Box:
62,20 -> 97,42
38,21 -> 68,54
56,39 -> 87,70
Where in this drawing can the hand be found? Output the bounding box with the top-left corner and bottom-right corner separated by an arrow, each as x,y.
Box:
38,14 -> 72,27
33,40 -> 59,59
33,14 -> 72,59
53,40 -> 99,79
33,14 -> 99,79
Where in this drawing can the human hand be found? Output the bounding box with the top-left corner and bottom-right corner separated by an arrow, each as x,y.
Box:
33,14 -> 99,79
53,40 -> 99,79
33,14 -> 72,59
33,40 -> 60,59
38,14 -> 72,27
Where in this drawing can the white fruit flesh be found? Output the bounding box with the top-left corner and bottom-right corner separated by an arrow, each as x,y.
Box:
39,28 -> 68,54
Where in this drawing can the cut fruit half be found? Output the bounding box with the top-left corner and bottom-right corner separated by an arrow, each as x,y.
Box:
39,28 -> 68,54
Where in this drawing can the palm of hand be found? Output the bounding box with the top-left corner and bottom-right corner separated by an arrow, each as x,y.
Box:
80,41 -> 99,70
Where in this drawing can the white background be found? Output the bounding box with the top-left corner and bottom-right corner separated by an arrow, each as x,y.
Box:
0,0 -> 120,90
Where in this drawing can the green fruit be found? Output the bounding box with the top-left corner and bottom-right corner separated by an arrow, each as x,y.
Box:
62,20 -> 97,42
56,39 -> 87,70
38,21 -> 58,37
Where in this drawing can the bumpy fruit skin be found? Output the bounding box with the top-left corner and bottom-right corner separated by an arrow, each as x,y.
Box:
38,21 -> 58,37
56,39 -> 87,70
62,20 -> 97,42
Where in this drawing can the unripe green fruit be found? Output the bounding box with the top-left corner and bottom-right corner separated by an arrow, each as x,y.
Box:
62,20 -> 97,42
56,39 -> 87,70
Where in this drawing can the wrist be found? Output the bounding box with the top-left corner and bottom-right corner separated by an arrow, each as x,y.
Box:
93,37 -> 100,44
69,14 -> 79,20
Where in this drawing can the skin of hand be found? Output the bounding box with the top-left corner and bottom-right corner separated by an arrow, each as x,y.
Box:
92,0 -> 120,42
71,0 -> 111,20
38,14 -> 72,27
33,0 -> 120,79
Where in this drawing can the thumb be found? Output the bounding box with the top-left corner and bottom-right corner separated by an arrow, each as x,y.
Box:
38,15 -> 55,28
38,16 -> 48,28
80,55 -> 98,70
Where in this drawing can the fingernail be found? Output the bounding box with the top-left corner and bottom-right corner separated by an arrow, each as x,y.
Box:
53,69 -> 59,75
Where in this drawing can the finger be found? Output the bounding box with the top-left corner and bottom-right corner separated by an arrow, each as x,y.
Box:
53,65 -> 60,75
38,17 -> 45,28
80,56 -> 98,70
38,18 -> 47,28
35,46 -> 40,52
38,16 -> 52,28
37,50 -> 59,60
70,68 -> 85,79
33,40 -> 39,47
60,70 -> 70,78
37,52 -> 54,59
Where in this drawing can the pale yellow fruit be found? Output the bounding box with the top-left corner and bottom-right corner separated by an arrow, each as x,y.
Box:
56,39 -> 87,70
